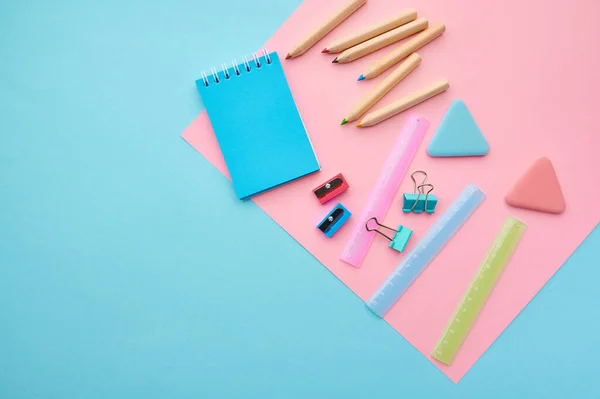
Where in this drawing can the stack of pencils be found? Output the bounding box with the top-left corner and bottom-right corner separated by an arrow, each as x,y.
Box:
286,0 -> 449,127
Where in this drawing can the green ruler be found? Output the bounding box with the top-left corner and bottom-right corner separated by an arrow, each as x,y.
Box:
431,216 -> 527,366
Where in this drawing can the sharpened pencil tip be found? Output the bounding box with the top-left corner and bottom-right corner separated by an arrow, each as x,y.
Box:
341,119 -> 348,125
321,48 -> 329,53
285,53 -> 292,59
357,75 -> 365,81
332,58 -> 338,63
356,122 -> 363,128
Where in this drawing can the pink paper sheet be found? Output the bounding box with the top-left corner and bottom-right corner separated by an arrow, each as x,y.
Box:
182,0 -> 600,382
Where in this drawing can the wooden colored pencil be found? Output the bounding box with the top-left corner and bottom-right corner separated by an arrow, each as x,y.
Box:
341,53 -> 421,125
359,22 -> 446,80
286,0 -> 367,59
333,18 -> 428,64
322,9 -> 417,54
357,79 -> 450,127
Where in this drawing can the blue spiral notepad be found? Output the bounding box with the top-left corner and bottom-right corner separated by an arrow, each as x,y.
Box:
196,50 -> 320,200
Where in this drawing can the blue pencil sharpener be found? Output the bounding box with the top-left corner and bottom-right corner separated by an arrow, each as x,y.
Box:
317,203 -> 351,238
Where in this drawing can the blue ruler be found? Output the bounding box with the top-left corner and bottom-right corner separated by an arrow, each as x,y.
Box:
366,184 -> 486,317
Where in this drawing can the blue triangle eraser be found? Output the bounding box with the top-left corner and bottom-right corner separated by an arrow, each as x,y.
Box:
427,99 -> 489,157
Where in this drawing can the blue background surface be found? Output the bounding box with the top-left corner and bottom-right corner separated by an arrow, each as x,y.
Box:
1,0 -> 598,397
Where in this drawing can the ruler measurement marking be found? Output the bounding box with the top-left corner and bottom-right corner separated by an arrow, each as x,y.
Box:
366,184 -> 486,317
340,115 -> 429,267
431,217 -> 527,366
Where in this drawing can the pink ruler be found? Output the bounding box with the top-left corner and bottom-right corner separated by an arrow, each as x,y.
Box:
340,114 -> 429,267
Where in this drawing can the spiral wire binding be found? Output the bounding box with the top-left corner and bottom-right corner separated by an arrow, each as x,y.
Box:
231,60 -> 240,76
252,53 -> 261,68
210,67 -> 220,84
262,48 -> 272,64
221,63 -> 230,79
242,56 -> 251,72
200,49 -> 273,87
200,71 -> 209,87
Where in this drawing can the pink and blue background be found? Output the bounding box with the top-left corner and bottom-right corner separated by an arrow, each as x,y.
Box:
1,0 -> 599,397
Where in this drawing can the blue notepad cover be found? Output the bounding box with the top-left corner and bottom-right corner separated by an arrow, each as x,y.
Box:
197,52 -> 320,200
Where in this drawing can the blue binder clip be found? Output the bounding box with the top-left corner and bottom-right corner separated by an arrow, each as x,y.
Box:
317,203 -> 351,238
403,170 -> 438,214
366,217 -> 413,252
